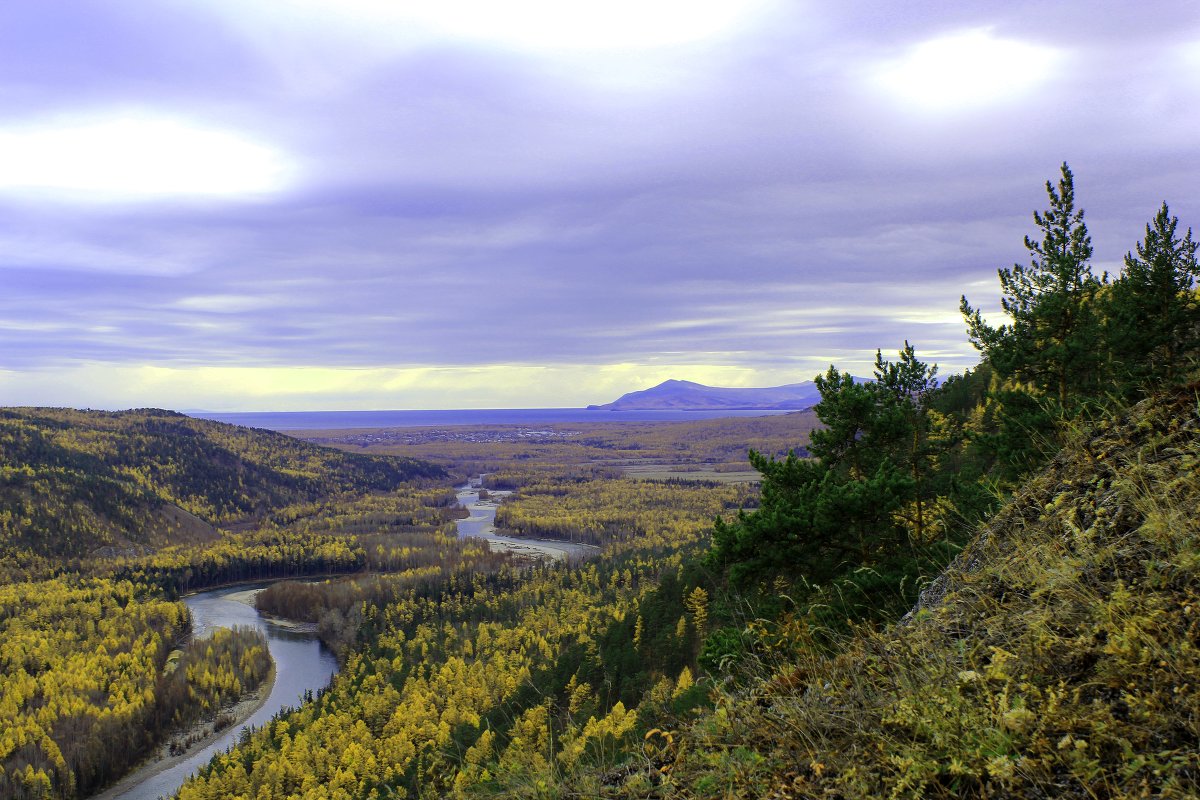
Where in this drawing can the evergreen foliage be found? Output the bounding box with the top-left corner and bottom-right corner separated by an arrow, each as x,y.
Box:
957,168 -> 1200,485
709,343 -> 947,604
665,384 -> 1200,800
962,162 -> 1103,412
1105,202 -> 1200,398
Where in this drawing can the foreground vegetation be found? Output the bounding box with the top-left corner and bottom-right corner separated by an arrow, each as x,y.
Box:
666,385 -> 1200,798
629,165 -> 1200,799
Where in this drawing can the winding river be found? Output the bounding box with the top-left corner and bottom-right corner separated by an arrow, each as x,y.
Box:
96,585 -> 339,800
96,485 -> 586,799
455,484 -> 599,561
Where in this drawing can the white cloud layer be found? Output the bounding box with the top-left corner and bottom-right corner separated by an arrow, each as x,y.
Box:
0,115 -> 294,201
0,1 -> 1198,408
874,29 -> 1061,111
222,0 -> 777,53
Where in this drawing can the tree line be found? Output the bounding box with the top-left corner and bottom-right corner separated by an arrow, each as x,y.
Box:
707,163 -> 1197,619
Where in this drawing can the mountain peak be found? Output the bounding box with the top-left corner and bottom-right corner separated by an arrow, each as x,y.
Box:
587,379 -> 822,411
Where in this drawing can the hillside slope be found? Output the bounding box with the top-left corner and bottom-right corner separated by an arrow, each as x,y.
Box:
0,407 -> 443,561
655,386 -> 1200,799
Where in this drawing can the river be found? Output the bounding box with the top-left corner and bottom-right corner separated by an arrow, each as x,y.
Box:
454,484 -> 599,561
95,585 -> 339,800
96,486 -> 583,799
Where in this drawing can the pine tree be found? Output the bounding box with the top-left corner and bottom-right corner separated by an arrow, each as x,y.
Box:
873,342 -> 939,543
962,162 -> 1103,412
709,344 -> 938,584
1105,202 -> 1200,398
808,367 -> 878,478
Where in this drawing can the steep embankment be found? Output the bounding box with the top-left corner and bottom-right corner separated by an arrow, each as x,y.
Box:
0,407 -> 443,561
665,387 -> 1200,799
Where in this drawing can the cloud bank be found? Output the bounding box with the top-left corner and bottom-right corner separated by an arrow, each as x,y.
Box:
1,0 -> 1198,408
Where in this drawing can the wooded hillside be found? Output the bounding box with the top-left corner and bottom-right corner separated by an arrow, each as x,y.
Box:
0,407 -> 443,564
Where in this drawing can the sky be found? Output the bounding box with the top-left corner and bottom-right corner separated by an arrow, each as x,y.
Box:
1,1 -> 1199,410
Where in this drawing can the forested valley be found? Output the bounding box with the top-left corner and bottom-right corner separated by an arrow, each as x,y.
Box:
0,411 -> 489,798
3,164 -> 1200,799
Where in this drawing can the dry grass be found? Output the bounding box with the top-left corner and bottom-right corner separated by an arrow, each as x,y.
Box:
642,387 -> 1200,799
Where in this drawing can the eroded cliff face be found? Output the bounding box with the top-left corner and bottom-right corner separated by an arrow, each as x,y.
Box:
665,386 -> 1200,799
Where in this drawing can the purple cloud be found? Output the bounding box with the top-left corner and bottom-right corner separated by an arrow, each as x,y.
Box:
1,0 -> 1198,408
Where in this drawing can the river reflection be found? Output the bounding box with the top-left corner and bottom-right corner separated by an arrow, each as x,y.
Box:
105,585 -> 338,800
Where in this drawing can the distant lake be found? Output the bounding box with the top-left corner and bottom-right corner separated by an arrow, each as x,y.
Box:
188,408 -> 795,431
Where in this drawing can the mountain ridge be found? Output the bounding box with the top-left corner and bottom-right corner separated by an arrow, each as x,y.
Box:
588,378 -> 829,411
0,407 -> 444,563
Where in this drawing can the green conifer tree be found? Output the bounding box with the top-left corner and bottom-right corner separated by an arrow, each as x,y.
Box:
961,162 -> 1103,413
710,344 -> 937,584
1105,202 -> 1200,398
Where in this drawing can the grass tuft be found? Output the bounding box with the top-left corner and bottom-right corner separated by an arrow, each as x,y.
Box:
652,387 -> 1200,799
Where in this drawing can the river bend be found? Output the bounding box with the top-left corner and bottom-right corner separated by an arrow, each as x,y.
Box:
98,585 -> 338,800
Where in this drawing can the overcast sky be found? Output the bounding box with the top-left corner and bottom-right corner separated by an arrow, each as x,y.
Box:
1,1 -> 1198,410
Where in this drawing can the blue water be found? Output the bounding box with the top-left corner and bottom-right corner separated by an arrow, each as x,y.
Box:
101,585 -> 337,800
187,408 -> 794,431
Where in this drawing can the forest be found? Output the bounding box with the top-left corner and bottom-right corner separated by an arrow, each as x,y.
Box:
0,410 -> 469,798
1,164 -> 1198,799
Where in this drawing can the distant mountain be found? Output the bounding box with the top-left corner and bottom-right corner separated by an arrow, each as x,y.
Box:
587,379 -> 826,411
